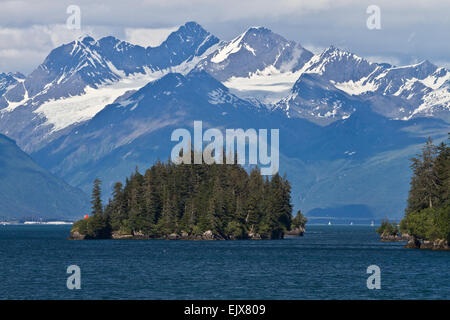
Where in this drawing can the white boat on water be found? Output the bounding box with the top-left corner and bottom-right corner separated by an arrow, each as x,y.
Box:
350,222 -> 353,225
328,221 -> 331,225
370,221 -> 375,227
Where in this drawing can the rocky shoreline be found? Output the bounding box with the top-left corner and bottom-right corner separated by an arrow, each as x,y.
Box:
379,232 -> 411,242
284,226 -> 305,237
379,233 -> 450,250
70,228 -> 305,241
404,237 -> 450,250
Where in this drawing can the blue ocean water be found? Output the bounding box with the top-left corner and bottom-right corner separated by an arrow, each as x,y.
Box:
0,225 -> 448,300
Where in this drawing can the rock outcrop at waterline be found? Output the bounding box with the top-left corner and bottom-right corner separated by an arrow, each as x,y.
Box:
70,228 -> 306,240
405,237 -> 450,250
70,158 -> 309,241
375,139 -> 450,251
377,232 -> 449,251
285,226 -> 305,237
70,231 -> 86,240
379,232 -> 411,242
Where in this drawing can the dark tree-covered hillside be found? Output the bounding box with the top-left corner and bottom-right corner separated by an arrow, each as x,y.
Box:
400,135 -> 450,243
71,152 -> 306,240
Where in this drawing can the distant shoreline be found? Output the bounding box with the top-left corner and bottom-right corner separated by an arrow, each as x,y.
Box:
0,221 -> 73,225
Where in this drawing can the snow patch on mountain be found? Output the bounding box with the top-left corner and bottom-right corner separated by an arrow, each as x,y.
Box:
421,68 -> 450,89
210,33 -> 247,64
3,83 -> 29,112
34,69 -> 163,132
208,88 -> 239,105
31,42 -> 221,133
276,46 -> 450,124
223,65 -> 305,104
333,78 -> 379,96
405,82 -> 450,120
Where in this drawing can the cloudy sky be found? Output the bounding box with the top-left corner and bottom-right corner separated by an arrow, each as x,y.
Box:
1,0 -> 449,74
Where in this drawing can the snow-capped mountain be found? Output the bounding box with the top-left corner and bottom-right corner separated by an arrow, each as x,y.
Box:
1,22 -> 449,152
18,21 -> 219,103
31,70 -> 270,193
0,72 -> 25,108
0,72 -> 25,95
0,22 -> 219,152
196,26 -> 314,104
1,21 -> 448,220
276,46 -> 450,124
359,60 -> 450,121
31,68 -> 449,220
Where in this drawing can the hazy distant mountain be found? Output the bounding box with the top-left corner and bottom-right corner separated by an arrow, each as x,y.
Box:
0,134 -> 88,221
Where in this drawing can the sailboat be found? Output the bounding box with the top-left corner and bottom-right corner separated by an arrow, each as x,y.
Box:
370,221 -> 375,227
350,222 -> 353,225
328,221 -> 331,226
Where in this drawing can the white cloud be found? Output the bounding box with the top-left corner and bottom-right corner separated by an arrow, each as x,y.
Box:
0,49 -> 46,74
0,24 -> 116,74
434,61 -> 450,70
0,1 -> 449,74
366,56 -> 401,67
303,44 -> 327,55
124,27 -> 178,47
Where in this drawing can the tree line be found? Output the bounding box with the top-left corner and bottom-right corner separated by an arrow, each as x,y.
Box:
72,154 -> 306,240
378,135 -> 449,241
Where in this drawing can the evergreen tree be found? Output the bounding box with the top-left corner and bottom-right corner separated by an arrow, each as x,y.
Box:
401,136 -> 450,241
110,182 -> 127,229
245,169 -> 264,233
158,192 -> 178,234
291,210 -> 307,230
406,137 -> 439,214
72,155 -> 301,240
434,139 -> 450,208
91,178 -> 103,216
73,178 -> 111,239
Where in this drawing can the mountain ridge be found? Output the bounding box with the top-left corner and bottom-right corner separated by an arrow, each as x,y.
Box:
0,21 -> 449,220
1,21 -> 449,153
30,69 -> 449,220
0,133 -> 89,221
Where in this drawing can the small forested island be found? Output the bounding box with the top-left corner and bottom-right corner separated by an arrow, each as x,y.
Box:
377,136 -> 449,250
70,157 -> 307,240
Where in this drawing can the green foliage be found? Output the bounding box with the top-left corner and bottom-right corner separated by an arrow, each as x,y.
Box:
72,214 -> 111,239
434,141 -> 450,208
225,221 -> 246,239
86,214 -> 111,239
376,219 -> 399,236
399,218 -> 408,234
291,210 -> 307,230
72,219 -> 87,235
400,135 -> 450,241
259,173 -> 293,239
72,178 -> 111,239
91,178 -> 103,216
73,154 -> 298,240
402,207 -> 450,241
